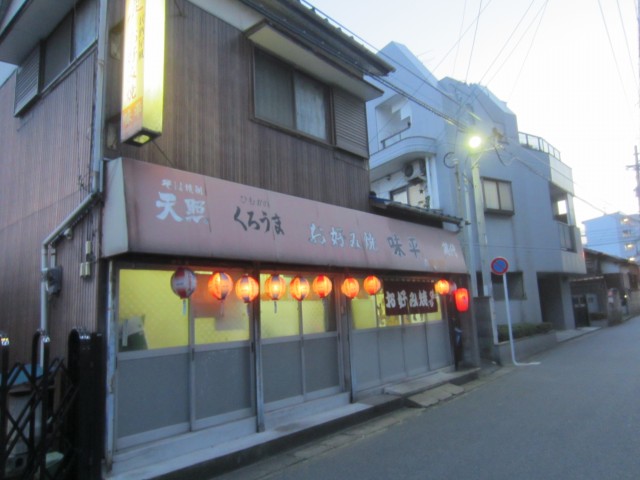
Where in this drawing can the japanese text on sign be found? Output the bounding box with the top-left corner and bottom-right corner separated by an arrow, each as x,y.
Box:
383,280 -> 438,315
155,178 -> 207,224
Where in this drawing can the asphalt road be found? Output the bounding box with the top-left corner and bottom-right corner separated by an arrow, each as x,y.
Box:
215,318 -> 640,480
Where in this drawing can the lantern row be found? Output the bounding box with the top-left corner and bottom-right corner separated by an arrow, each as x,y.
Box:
170,268 -> 385,303
171,269 -> 469,312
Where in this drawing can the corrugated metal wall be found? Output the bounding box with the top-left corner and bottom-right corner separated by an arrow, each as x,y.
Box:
0,53 -> 98,361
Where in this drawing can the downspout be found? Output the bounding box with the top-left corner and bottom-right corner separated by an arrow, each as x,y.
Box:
40,0 -> 109,335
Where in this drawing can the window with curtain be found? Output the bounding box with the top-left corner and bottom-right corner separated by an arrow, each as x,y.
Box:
482,177 -> 514,214
254,50 -> 328,141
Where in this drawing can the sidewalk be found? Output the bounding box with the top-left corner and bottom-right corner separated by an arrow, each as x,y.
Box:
555,326 -> 601,343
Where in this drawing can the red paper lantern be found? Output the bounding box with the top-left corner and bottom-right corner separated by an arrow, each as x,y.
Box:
265,274 -> 286,301
208,272 -> 233,301
434,279 -> 450,296
171,267 -> 197,299
363,275 -> 381,295
454,288 -> 470,312
312,275 -> 332,299
235,274 -> 259,303
341,277 -> 360,299
290,276 -> 310,301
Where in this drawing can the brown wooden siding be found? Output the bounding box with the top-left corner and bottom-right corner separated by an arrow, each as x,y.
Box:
105,0 -> 371,211
0,0 -> 376,360
0,54 -> 98,360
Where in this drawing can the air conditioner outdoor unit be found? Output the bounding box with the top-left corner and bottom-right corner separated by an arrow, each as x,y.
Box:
405,165 -> 426,185
403,163 -> 414,178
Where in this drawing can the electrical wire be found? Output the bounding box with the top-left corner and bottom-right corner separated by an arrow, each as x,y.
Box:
477,0 -> 537,85
615,0 -> 639,89
452,0 -> 469,78
465,0 -> 484,83
597,0 -> 632,109
506,0 -> 549,101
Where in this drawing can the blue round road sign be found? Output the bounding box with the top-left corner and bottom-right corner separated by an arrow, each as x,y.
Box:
491,257 -> 509,275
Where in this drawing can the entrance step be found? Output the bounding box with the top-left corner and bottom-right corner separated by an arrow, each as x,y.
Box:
383,368 -> 479,398
405,383 -> 465,408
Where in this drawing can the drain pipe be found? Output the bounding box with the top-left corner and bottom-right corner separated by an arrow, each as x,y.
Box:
40,0 -> 109,336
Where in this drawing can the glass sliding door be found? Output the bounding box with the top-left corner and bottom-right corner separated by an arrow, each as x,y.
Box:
260,273 -> 341,412
114,267 -> 255,450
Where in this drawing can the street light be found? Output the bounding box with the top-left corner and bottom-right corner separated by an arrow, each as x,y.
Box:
448,131 -> 503,346
467,134 -> 483,150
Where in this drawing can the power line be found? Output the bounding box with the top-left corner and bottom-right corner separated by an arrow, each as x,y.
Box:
597,0 -> 632,108
501,0 -> 550,101
431,0 -> 495,74
465,0 -> 484,83
615,0 -> 639,90
477,0 -> 538,85
452,0 -> 469,77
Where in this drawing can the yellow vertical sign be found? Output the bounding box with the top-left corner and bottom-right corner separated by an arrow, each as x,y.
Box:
121,0 -> 165,145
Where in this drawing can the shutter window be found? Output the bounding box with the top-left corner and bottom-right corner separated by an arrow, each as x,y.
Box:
14,46 -> 41,116
333,88 -> 368,158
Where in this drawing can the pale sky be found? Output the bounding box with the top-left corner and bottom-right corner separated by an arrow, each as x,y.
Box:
308,0 -> 640,227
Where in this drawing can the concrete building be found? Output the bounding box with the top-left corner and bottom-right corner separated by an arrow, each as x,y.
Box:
583,212 -> 640,262
366,42 -> 586,360
0,2 -> 475,477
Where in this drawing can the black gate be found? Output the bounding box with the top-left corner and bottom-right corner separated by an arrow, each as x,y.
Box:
0,329 -> 103,480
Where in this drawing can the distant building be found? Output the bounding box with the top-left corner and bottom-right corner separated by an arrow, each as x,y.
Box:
570,248 -> 640,326
583,212 -> 640,262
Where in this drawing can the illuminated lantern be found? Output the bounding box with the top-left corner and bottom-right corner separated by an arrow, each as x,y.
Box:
434,279 -> 450,296
312,275 -> 333,299
235,274 -> 259,303
208,272 -> 233,301
341,277 -> 360,299
290,276 -> 310,301
363,275 -> 381,296
265,274 -> 286,313
454,288 -> 470,312
171,267 -> 197,315
265,274 -> 286,301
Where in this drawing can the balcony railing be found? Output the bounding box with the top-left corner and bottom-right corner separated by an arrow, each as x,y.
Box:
519,132 -> 561,161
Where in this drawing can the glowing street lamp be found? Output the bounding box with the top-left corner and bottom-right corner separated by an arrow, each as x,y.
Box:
467,134 -> 483,150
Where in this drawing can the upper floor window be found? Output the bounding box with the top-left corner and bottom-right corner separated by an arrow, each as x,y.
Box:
390,187 -> 408,204
14,0 -> 97,115
254,49 -> 328,141
482,178 -> 514,214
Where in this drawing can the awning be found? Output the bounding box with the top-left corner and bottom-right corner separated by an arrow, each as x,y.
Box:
102,158 -> 468,274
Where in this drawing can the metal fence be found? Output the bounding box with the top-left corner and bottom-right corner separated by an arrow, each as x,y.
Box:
0,329 -> 103,480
